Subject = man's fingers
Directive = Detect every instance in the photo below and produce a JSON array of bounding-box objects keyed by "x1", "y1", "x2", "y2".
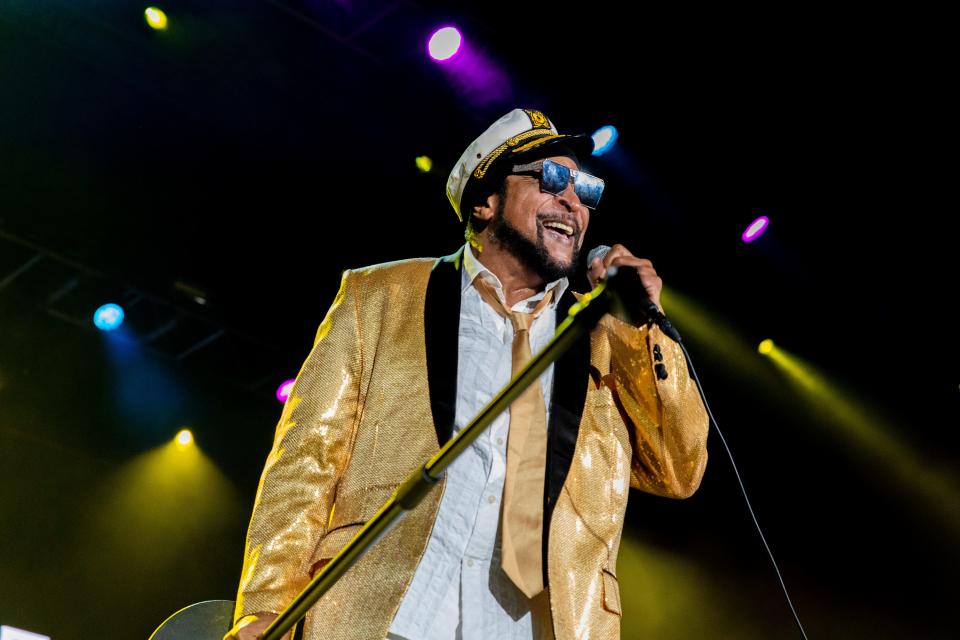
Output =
[
  {"x1": 588, "y1": 245, "x2": 661, "y2": 295},
  {"x1": 607, "y1": 255, "x2": 652, "y2": 270},
  {"x1": 601, "y1": 244, "x2": 637, "y2": 267},
  {"x1": 224, "y1": 613, "x2": 288, "y2": 640}
]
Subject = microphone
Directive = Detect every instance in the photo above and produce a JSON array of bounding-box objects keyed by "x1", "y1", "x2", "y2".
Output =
[{"x1": 587, "y1": 245, "x2": 682, "y2": 343}]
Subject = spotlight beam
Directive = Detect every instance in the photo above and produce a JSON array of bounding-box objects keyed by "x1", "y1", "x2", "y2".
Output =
[{"x1": 766, "y1": 344, "x2": 960, "y2": 537}]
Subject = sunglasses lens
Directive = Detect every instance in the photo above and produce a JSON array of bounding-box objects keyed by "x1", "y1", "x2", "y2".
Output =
[
  {"x1": 574, "y1": 173, "x2": 604, "y2": 209},
  {"x1": 540, "y1": 160, "x2": 604, "y2": 209},
  {"x1": 540, "y1": 160, "x2": 570, "y2": 195}
]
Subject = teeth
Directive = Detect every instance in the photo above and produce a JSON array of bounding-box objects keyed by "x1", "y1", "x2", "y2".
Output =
[{"x1": 543, "y1": 221, "x2": 573, "y2": 236}]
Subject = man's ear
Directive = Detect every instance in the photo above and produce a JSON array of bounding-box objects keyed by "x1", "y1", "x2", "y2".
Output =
[{"x1": 471, "y1": 191, "x2": 499, "y2": 223}]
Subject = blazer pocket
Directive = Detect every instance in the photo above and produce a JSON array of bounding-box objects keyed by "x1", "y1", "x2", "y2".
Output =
[
  {"x1": 310, "y1": 521, "x2": 365, "y2": 574},
  {"x1": 601, "y1": 567, "x2": 622, "y2": 616},
  {"x1": 328, "y1": 483, "x2": 398, "y2": 529}
]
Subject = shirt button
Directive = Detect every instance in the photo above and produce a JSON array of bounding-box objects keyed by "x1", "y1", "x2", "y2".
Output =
[
  {"x1": 487, "y1": 495, "x2": 496, "y2": 504},
  {"x1": 496, "y1": 437, "x2": 504, "y2": 446},
  {"x1": 467, "y1": 559, "x2": 474, "y2": 567}
]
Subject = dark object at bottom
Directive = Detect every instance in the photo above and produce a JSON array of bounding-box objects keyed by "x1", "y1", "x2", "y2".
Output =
[
  {"x1": 149, "y1": 600, "x2": 234, "y2": 640},
  {"x1": 149, "y1": 600, "x2": 305, "y2": 640}
]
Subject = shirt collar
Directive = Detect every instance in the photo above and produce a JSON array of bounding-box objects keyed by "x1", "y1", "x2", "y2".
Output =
[{"x1": 461, "y1": 242, "x2": 569, "y2": 311}]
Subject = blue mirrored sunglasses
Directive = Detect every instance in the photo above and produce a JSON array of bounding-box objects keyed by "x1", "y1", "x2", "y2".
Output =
[{"x1": 511, "y1": 158, "x2": 604, "y2": 209}]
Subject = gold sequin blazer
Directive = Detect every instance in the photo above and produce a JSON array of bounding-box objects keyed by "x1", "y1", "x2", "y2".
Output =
[{"x1": 233, "y1": 249, "x2": 709, "y2": 640}]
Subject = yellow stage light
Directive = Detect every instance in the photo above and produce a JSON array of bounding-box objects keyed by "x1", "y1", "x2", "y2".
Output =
[{"x1": 144, "y1": 7, "x2": 168, "y2": 31}]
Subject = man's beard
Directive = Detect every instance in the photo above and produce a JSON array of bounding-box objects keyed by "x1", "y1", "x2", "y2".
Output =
[{"x1": 488, "y1": 203, "x2": 581, "y2": 282}]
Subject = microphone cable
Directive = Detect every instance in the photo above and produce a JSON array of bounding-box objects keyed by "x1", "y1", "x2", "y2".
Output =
[
  {"x1": 678, "y1": 338, "x2": 810, "y2": 640},
  {"x1": 589, "y1": 244, "x2": 809, "y2": 637}
]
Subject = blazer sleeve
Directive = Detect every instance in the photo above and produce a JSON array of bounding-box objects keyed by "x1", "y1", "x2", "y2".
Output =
[
  {"x1": 233, "y1": 269, "x2": 363, "y2": 623},
  {"x1": 594, "y1": 313, "x2": 709, "y2": 498}
]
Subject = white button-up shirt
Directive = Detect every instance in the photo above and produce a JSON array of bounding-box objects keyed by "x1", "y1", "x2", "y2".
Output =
[{"x1": 387, "y1": 243, "x2": 568, "y2": 640}]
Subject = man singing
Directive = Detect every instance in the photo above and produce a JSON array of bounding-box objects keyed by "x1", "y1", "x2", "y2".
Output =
[{"x1": 226, "y1": 108, "x2": 709, "y2": 640}]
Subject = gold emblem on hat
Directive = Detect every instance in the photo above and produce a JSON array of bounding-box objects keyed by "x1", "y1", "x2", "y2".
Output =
[{"x1": 525, "y1": 110, "x2": 551, "y2": 129}]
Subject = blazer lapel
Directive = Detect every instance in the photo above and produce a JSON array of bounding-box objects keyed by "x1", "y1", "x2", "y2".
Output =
[
  {"x1": 542, "y1": 287, "x2": 590, "y2": 583},
  {"x1": 424, "y1": 248, "x2": 464, "y2": 449}
]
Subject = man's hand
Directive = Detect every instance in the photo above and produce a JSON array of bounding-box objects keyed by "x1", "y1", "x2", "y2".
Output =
[
  {"x1": 587, "y1": 243, "x2": 663, "y2": 310},
  {"x1": 223, "y1": 612, "x2": 290, "y2": 640}
]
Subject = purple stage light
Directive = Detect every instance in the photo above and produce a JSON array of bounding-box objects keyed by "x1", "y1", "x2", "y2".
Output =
[
  {"x1": 742, "y1": 215, "x2": 770, "y2": 243},
  {"x1": 428, "y1": 26, "x2": 462, "y2": 62},
  {"x1": 276, "y1": 378, "x2": 296, "y2": 403}
]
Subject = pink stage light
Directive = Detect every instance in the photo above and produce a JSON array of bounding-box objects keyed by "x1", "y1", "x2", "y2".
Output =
[
  {"x1": 742, "y1": 215, "x2": 770, "y2": 243},
  {"x1": 276, "y1": 378, "x2": 296, "y2": 403},
  {"x1": 428, "y1": 26, "x2": 462, "y2": 62}
]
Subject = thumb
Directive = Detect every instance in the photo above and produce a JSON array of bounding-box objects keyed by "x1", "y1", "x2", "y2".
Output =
[
  {"x1": 587, "y1": 256, "x2": 607, "y2": 287},
  {"x1": 223, "y1": 614, "x2": 259, "y2": 640}
]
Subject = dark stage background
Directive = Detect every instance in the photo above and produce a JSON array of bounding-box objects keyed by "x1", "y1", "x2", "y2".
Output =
[{"x1": 1, "y1": 2, "x2": 956, "y2": 639}]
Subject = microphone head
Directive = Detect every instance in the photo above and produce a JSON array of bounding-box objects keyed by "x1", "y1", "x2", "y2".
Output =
[{"x1": 587, "y1": 244, "x2": 611, "y2": 266}]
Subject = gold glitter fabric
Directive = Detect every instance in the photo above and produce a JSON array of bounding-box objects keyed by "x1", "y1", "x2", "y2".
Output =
[
  {"x1": 545, "y1": 314, "x2": 709, "y2": 639},
  {"x1": 233, "y1": 257, "x2": 709, "y2": 640}
]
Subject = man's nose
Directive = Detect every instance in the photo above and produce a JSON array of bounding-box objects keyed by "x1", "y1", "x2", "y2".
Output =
[{"x1": 555, "y1": 180, "x2": 582, "y2": 211}]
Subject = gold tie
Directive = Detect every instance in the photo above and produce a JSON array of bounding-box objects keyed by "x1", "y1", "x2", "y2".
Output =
[{"x1": 473, "y1": 276, "x2": 554, "y2": 598}]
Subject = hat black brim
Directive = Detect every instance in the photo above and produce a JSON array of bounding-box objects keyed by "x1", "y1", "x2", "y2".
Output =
[{"x1": 508, "y1": 133, "x2": 595, "y2": 167}]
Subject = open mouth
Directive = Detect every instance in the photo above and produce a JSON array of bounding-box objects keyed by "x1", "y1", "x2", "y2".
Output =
[{"x1": 541, "y1": 219, "x2": 575, "y2": 242}]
